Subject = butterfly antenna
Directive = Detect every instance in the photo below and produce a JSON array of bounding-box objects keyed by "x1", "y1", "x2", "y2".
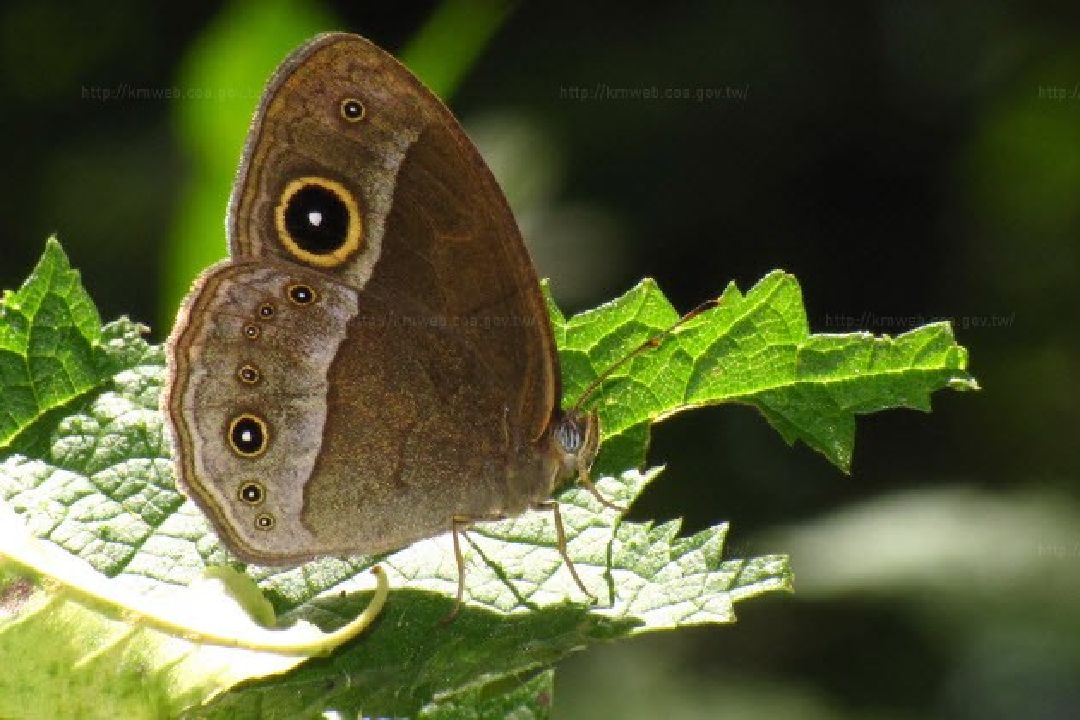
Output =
[{"x1": 570, "y1": 297, "x2": 720, "y2": 414}]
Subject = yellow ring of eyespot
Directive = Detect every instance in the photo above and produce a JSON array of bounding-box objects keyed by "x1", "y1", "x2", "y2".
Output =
[
  {"x1": 237, "y1": 481, "x2": 266, "y2": 506},
  {"x1": 227, "y1": 413, "x2": 270, "y2": 458},
  {"x1": 274, "y1": 176, "x2": 363, "y2": 268}
]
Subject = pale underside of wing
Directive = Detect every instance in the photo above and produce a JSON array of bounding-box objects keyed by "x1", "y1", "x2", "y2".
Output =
[
  {"x1": 165, "y1": 260, "x2": 356, "y2": 562},
  {"x1": 166, "y1": 258, "x2": 553, "y2": 564}
]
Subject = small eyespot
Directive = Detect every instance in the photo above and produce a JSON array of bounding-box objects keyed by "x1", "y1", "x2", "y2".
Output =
[
  {"x1": 228, "y1": 414, "x2": 269, "y2": 457},
  {"x1": 243, "y1": 323, "x2": 260, "y2": 340},
  {"x1": 287, "y1": 283, "x2": 317, "y2": 305},
  {"x1": 237, "y1": 364, "x2": 261, "y2": 384},
  {"x1": 340, "y1": 98, "x2": 365, "y2": 122},
  {"x1": 258, "y1": 302, "x2": 275, "y2": 319},
  {"x1": 238, "y1": 481, "x2": 265, "y2": 505},
  {"x1": 255, "y1": 513, "x2": 275, "y2": 531}
]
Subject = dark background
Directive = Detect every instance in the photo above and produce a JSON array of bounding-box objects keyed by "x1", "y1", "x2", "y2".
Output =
[{"x1": 2, "y1": 1, "x2": 1077, "y2": 717}]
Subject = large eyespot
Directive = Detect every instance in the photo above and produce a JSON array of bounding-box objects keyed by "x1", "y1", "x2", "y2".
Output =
[
  {"x1": 286, "y1": 283, "x2": 317, "y2": 306},
  {"x1": 228, "y1": 414, "x2": 269, "y2": 457},
  {"x1": 274, "y1": 177, "x2": 363, "y2": 267},
  {"x1": 255, "y1": 513, "x2": 276, "y2": 531},
  {"x1": 238, "y1": 481, "x2": 265, "y2": 505},
  {"x1": 340, "y1": 97, "x2": 365, "y2": 122}
]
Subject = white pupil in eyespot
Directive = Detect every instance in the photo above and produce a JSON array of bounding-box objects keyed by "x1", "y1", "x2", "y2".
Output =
[
  {"x1": 240, "y1": 430, "x2": 255, "y2": 443},
  {"x1": 307, "y1": 210, "x2": 323, "y2": 227}
]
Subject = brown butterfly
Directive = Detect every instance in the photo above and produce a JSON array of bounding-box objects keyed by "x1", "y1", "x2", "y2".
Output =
[{"x1": 163, "y1": 33, "x2": 624, "y2": 615}]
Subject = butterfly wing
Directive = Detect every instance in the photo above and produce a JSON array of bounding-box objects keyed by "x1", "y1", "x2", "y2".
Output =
[
  {"x1": 229, "y1": 33, "x2": 558, "y2": 447},
  {"x1": 166, "y1": 34, "x2": 565, "y2": 563},
  {"x1": 165, "y1": 260, "x2": 360, "y2": 561}
]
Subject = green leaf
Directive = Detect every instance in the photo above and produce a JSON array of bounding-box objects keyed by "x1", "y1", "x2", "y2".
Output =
[
  {"x1": 554, "y1": 273, "x2": 978, "y2": 472},
  {"x1": 418, "y1": 669, "x2": 554, "y2": 720},
  {"x1": 0, "y1": 237, "x2": 102, "y2": 449},
  {"x1": 0, "y1": 505, "x2": 385, "y2": 720},
  {"x1": 0, "y1": 239, "x2": 976, "y2": 717}
]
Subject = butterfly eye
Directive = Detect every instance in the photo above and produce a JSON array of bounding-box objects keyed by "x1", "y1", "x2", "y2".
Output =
[
  {"x1": 228, "y1": 413, "x2": 270, "y2": 457},
  {"x1": 340, "y1": 97, "x2": 365, "y2": 122},
  {"x1": 238, "y1": 481, "x2": 266, "y2": 505}
]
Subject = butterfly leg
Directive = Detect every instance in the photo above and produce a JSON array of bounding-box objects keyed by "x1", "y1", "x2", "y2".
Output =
[
  {"x1": 444, "y1": 510, "x2": 510, "y2": 622},
  {"x1": 444, "y1": 514, "x2": 473, "y2": 622},
  {"x1": 533, "y1": 499, "x2": 597, "y2": 604},
  {"x1": 575, "y1": 460, "x2": 626, "y2": 513}
]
